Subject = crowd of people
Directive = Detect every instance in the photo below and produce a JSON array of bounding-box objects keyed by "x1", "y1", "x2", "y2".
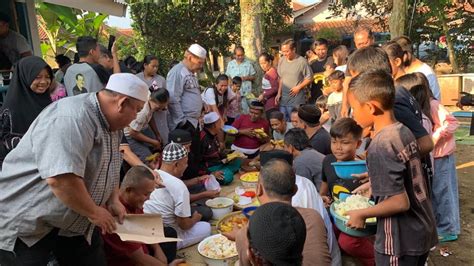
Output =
[{"x1": 0, "y1": 21, "x2": 462, "y2": 266}]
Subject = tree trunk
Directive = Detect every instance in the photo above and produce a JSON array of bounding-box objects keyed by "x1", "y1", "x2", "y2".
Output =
[
  {"x1": 440, "y1": 13, "x2": 459, "y2": 73},
  {"x1": 240, "y1": 0, "x2": 263, "y2": 95},
  {"x1": 389, "y1": 0, "x2": 407, "y2": 38}
]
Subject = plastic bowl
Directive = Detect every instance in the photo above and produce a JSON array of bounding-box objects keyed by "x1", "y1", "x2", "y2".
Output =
[
  {"x1": 198, "y1": 234, "x2": 239, "y2": 266},
  {"x1": 240, "y1": 171, "x2": 259, "y2": 188},
  {"x1": 205, "y1": 197, "x2": 234, "y2": 220},
  {"x1": 242, "y1": 206, "x2": 258, "y2": 218},
  {"x1": 331, "y1": 160, "x2": 367, "y2": 179},
  {"x1": 329, "y1": 201, "x2": 377, "y2": 237},
  {"x1": 222, "y1": 125, "x2": 238, "y2": 135}
]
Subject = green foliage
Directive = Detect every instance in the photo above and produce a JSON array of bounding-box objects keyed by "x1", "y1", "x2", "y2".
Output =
[
  {"x1": 129, "y1": 0, "x2": 292, "y2": 74},
  {"x1": 36, "y1": 2, "x2": 108, "y2": 60},
  {"x1": 316, "y1": 28, "x2": 340, "y2": 43}
]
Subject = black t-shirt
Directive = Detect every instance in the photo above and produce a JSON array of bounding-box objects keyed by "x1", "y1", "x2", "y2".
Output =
[
  {"x1": 321, "y1": 154, "x2": 363, "y2": 200},
  {"x1": 393, "y1": 86, "x2": 433, "y2": 190},
  {"x1": 309, "y1": 58, "x2": 328, "y2": 101},
  {"x1": 90, "y1": 63, "x2": 111, "y2": 85},
  {"x1": 309, "y1": 128, "x2": 332, "y2": 155},
  {"x1": 368, "y1": 122, "x2": 437, "y2": 256}
]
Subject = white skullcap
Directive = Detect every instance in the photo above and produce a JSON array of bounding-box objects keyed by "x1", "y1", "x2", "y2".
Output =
[
  {"x1": 187, "y1": 43, "x2": 207, "y2": 59},
  {"x1": 106, "y1": 73, "x2": 150, "y2": 102},
  {"x1": 203, "y1": 112, "x2": 220, "y2": 124}
]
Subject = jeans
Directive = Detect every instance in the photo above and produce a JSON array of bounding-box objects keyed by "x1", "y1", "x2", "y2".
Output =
[
  {"x1": 279, "y1": 105, "x2": 294, "y2": 122},
  {"x1": 0, "y1": 228, "x2": 106, "y2": 266},
  {"x1": 432, "y1": 154, "x2": 461, "y2": 235}
]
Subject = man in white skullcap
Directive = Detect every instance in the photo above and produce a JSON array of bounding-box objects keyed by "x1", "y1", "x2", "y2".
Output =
[
  {"x1": 144, "y1": 142, "x2": 211, "y2": 249},
  {"x1": 0, "y1": 73, "x2": 149, "y2": 265},
  {"x1": 166, "y1": 44, "x2": 207, "y2": 160}
]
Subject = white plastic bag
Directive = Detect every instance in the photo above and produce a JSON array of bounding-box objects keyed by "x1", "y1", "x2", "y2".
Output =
[{"x1": 204, "y1": 174, "x2": 221, "y2": 192}]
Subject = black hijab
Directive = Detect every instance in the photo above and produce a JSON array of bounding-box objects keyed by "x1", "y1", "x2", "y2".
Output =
[{"x1": 1, "y1": 56, "x2": 53, "y2": 134}]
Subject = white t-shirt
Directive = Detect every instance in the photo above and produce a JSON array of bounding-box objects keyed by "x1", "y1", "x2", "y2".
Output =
[
  {"x1": 408, "y1": 63, "x2": 441, "y2": 100},
  {"x1": 143, "y1": 170, "x2": 191, "y2": 228},
  {"x1": 292, "y1": 174, "x2": 341, "y2": 266},
  {"x1": 201, "y1": 87, "x2": 236, "y2": 106}
]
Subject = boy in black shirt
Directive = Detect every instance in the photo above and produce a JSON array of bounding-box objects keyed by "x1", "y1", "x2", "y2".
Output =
[
  {"x1": 346, "y1": 70, "x2": 437, "y2": 266},
  {"x1": 320, "y1": 118, "x2": 375, "y2": 266}
]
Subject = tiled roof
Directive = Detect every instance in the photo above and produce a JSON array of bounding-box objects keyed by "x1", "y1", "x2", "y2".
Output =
[
  {"x1": 292, "y1": 1, "x2": 305, "y2": 11},
  {"x1": 302, "y1": 19, "x2": 388, "y2": 36}
]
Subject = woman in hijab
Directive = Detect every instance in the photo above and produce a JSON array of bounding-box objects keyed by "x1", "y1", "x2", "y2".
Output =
[{"x1": 0, "y1": 56, "x2": 53, "y2": 164}]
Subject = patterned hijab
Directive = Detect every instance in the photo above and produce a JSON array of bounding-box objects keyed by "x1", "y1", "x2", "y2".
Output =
[{"x1": 1, "y1": 56, "x2": 53, "y2": 134}]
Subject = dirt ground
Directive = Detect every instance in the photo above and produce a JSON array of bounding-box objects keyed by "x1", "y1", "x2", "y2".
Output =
[{"x1": 428, "y1": 143, "x2": 474, "y2": 265}]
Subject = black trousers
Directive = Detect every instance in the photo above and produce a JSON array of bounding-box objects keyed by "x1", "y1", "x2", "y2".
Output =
[{"x1": 0, "y1": 228, "x2": 106, "y2": 266}]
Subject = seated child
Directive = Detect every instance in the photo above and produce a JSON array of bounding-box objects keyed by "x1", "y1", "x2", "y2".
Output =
[
  {"x1": 231, "y1": 101, "x2": 270, "y2": 158},
  {"x1": 198, "y1": 112, "x2": 241, "y2": 185},
  {"x1": 226, "y1": 76, "x2": 242, "y2": 125},
  {"x1": 269, "y1": 110, "x2": 293, "y2": 141},
  {"x1": 345, "y1": 70, "x2": 437, "y2": 265},
  {"x1": 103, "y1": 165, "x2": 181, "y2": 265},
  {"x1": 144, "y1": 143, "x2": 211, "y2": 249},
  {"x1": 326, "y1": 70, "x2": 345, "y2": 124},
  {"x1": 319, "y1": 118, "x2": 375, "y2": 266}
]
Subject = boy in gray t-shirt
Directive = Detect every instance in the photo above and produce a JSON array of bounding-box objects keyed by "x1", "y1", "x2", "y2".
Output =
[{"x1": 345, "y1": 70, "x2": 437, "y2": 265}]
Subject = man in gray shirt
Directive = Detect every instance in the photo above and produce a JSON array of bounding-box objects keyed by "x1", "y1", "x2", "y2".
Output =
[
  {"x1": 0, "y1": 13, "x2": 32, "y2": 68},
  {"x1": 0, "y1": 73, "x2": 149, "y2": 265},
  {"x1": 276, "y1": 39, "x2": 313, "y2": 120},
  {"x1": 284, "y1": 128, "x2": 325, "y2": 191}
]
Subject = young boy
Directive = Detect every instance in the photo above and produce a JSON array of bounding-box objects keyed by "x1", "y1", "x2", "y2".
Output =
[
  {"x1": 226, "y1": 76, "x2": 242, "y2": 125},
  {"x1": 319, "y1": 118, "x2": 375, "y2": 266},
  {"x1": 326, "y1": 70, "x2": 345, "y2": 124},
  {"x1": 290, "y1": 107, "x2": 299, "y2": 128},
  {"x1": 345, "y1": 70, "x2": 437, "y2": 265},
  {"x1": 268, "y1": 110, "x2": 293, "y2": 140}
]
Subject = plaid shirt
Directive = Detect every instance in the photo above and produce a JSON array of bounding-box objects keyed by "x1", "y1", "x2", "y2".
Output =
[{"x1": 0, "y1": 93, "x2": 122, "y2": 251}]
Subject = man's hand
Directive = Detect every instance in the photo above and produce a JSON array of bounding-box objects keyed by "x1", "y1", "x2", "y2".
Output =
[
  {"x1": 212, "y1": 171, "x2": 225, "y2": 181},
  {"x1": 107, "y1": 199, "x2": 126, "y2": 224},
  {"x1": 89, "y1": 206, "x2": 117, "y2": 234},
  {"x1": 151, "y1": 139, "x2": 162, "y2": 150},
  {"x1": 192, "y1": 211, "x2": 202, "y2": 222},
  {"x1": 204, "y1": 189, "x2": 220, "y2": 199},
  {"x1": 257, "y1": 94, "x2": 264, "y2": 102},
  {"x1": 239, "y1": 129, "x2": 256, "y2": 138},
  {"x1": 345, "y1": 209, "x2": 366, "y2": 229},
  {"x1": 289, "y1": 86, "x2": 300, "y2": 97}
]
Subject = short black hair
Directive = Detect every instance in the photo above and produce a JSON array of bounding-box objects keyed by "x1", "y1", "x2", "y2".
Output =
[
  {"x1": 291, "y1": 107, "x2": 299, "y2": 113},
  {"x1": 75, "y1": 73, "x2": 84, "y2": 80},
  {"x1": 76, "y1": 36, "x2": 98, "y2": 58},
  {"x1": 232, "y1": 76, "x2": 242, "y2": 85},
  {"x1": 284, "y1": 128, "x2": 310, "y2": 151},
  {"x1": 150, "y1": 87, "x2": 169, "y2": 103},
  {"x1": 347, "y1": 46, "x2": 392, "y2": 76},
  {"x1": 55, "y1": 54, "x2": 71, "y2": 68},
  {"x1": 260, "y1": 159, "x2": 296, "y2": 198},
  {"x1": 99, "y1": 44, "x2": 112, "y2": 58},
  {"x1": 143, "y1": 55, "x2": 158, "y2": 65},
  {"x1": 268, "y1": 110, "x2": 284, "y2": 121},
  {"x1": 282, "y1": 39, "x2": 296, "y2": 50},
  {"x1": 0, "y1": 13, "x2": 10, "y2": 24},
  {"x1": 330, "y1": 118, "x2": 363, "y2": 139},
  {"x1": 312, "y1": 38, "x2": 329, "y2": 48},
  {"x1": 327, "y1": 70, "x2": 345, "y2": 81},
  {"x1": 349, "y1": 69, "x2": 395, "y2": 110},
  {"x1": 392, "y1": 36, "x2": 414, "y2": 66},
  {"x1": 382, "y1": 41, "x2": 405, "y2": 61}
]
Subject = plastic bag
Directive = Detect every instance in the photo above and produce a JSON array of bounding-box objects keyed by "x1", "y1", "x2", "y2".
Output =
[{"x1": 204, "y1": 174, "x2": 221, "y2": 192}]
